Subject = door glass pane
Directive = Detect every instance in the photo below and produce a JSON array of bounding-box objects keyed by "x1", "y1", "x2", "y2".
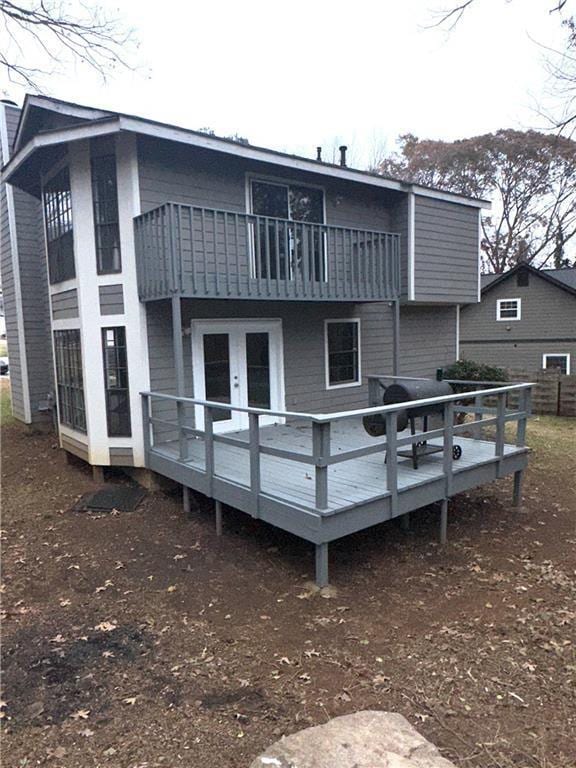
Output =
[
  {"x1": 246, "y1": 332, "x2": 271, "y2": 409},
  {"x1": 289, "y1": 185, "x2": 324, "y2": 223},
  {"x1": 203, "y1": 333, "x2": 231, "y2": 422},
  {"x1": 251, "y1": 181, "x2": 289, "y2": 218}
]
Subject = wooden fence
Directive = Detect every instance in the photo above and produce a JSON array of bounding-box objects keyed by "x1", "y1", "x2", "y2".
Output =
[{"x1": 508, "y1": 369, "x2": 576, "y2": 417}]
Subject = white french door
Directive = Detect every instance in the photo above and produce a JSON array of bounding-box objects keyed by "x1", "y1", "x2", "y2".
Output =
[{"x1": 191, "y1": 319, "x2": 285, "y2": 433}]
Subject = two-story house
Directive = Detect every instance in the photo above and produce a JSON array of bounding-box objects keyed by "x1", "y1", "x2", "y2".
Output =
[
  {"x1": 459, "y1": 263, "x2": 576, "y2": 375},
  {"x1": 2, "y1": 95, "x2": 532, "y2": 585}
]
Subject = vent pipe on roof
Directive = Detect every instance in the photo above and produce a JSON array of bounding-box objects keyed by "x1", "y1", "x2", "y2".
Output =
[
  {"x1": 339, "y1": 145, "x2": 347, "y2": 167},
  {"x1": 316, "y1": 146, "x2": 322, "y2": 162}
]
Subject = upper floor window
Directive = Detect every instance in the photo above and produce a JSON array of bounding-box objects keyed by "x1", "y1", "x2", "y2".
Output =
[
  {"x1": 325, "y1": 319, "x2": 361, "y2": 389},
  {"x1": 102, "y1": 327, "x2": 131, "y2": 436},
  {"x1": 497, "y1": 298, "x2": 521, "y2": 321},
  {"x1": 92, "y1": 155, "x2": 121, "y2": 274},
  {"x1": 44, "y1": 168, "x2": 75, "y2": 284},
  {"x1": 249, "y1": 179, "x2": 326, "y2": 282},
  {"x1": 54, "y1": 329, "x2": 86, "y2": 432}
]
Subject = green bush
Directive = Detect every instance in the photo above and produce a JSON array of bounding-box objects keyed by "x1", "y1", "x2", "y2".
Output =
[{"x1": 443, "y1": 359, "x2": 508, "y2": 383}]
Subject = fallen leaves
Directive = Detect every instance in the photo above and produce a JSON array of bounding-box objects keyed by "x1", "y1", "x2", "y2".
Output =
[
  {"x1": 94, "y1": 621, "x2": 117, "y2": 632},
  {"x1": 70, "y1": 709, "x2": 90, "y2": 720}
]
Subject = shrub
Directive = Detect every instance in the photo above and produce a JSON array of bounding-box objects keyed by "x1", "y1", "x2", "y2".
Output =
[{"x1": 443, "y1": 359, "x2": 508, "y2": 383}]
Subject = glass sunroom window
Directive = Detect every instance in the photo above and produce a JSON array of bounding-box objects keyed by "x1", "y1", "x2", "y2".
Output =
[
  {"x1": 54, "y1": 329, "x2": 86, "y2": 432},
  {"x1": 92, "y1": 155, "x2": 121, "y2": 274},
  {"x1": 43, "y1": 168, "x2": 75, "y2": 284},
  {"x1": 102, "y1": 327, "x2": 131, "y2": 437}
]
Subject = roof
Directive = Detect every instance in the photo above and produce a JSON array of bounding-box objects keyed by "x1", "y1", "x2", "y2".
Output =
[
  {"x1": 2, "y1": 95, "x2": 491, "y2": 208},
  {"x1": 481, "y1": 264, "x2": 576, "y2": 297}
]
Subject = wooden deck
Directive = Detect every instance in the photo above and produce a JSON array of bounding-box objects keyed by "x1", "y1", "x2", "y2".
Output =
[{"x1": 142, "y1": 382, "x2": 532, "y2": 585}]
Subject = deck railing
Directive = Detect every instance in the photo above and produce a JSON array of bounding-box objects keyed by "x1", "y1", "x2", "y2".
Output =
[
  {"x1": 134, "y1": 202, "x2": 401, "y2": 302},
  {"x1": 141, "y1": 382, "x2": 532, "y2": 514}
]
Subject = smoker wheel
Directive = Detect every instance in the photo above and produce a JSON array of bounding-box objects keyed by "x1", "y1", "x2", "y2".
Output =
[{"x1": 452, "y1": 445, "x2": 462, "y2": 460}]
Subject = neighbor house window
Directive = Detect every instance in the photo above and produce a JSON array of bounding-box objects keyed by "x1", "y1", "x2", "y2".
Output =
[
  {"x1": 250, "y1": 178, "x2": 326, "y2": 282},
  {"x1": 54, "y1": 329, "x2": 86, "y2": 432},
  {"x1": 543, "y1": 354, "x2": 570, "y2": 375},
  {"x1": 496, "y1": 298, "x2": 521, "y2": 320},
  {"x1": 43, "y1": 168, "x2": 75, "y2": 284},
  {"x1": 102, "y1": 327, "x2": 131, "y2": 436},
  {"x1": 92, "y1": 155, "x2": 121, "y2": 274},
  {"x1": 325, "y1": 320, "x2": 361, "y2": 388}
]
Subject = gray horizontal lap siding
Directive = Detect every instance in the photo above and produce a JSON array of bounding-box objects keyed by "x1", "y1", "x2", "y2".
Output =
[
  {"x1": 52, "y1": 289, "x2": 79, "y2": 320},
  {"x1": 109, "y1": 447, "x2": 134, "y2": 466},
  {"x1": 99, "y1": 284, "x2": 125, "y2": 315},
  {"x1": 460, "y1": 340, "x2": 576, "y2": 373},
  {"x1": 414, "y1": 196, "x2": 479, "y2": 303}
]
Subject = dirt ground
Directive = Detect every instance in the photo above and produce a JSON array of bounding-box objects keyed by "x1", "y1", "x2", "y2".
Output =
[{"x1": 1, "y1": 386, "x2": 575, "y2": 767}]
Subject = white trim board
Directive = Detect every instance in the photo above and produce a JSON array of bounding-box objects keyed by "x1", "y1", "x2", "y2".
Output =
[
  {"x1": 542, "y1": 353, "x2": 571, "y2": 375},
  {"x1": 324, "y1": 318, "x2": 362, "y2": 390},
  {"x1": 496, "y1": 298, "x2": 521, "y2": 321}
]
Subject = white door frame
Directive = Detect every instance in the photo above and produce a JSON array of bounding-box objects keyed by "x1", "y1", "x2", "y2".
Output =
[{"x1": 191, "y1": 318, "x2": 285, "y2": 433}]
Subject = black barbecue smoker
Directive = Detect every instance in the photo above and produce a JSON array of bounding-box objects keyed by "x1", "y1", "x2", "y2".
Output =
[{"x1": 363, "y1": 377, "x2": 463, "y2": 469}]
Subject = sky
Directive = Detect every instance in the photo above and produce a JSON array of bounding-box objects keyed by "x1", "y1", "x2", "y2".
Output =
[{"x1": 0, "y1": 0, "x2": 571, "y2": 167}]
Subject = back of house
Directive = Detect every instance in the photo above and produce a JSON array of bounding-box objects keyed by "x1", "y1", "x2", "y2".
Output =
[
  {"x1": 1, "y1": 95, "x2": 488, "y2": 471},
  {"x1": 459, "y1": 264, "x2": 576, "y2": 376}
]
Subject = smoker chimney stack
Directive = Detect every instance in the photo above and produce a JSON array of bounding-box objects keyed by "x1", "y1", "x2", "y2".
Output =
[
  {"x1": 316, "y1": 146, "x2": 322, "y2": 162},
  {"x1": 339, "y1": 145, "x2": 347, "y2": 167}
]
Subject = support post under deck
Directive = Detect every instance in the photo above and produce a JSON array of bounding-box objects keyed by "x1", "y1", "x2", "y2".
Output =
[
  {"x1": 401, "y1": 512, "x2": 410, "y2": 532},
  {"x1": 315, "y1": 542, "x2": 329, "y2": 588},
  {"x1": 183, "y1": 486, "x2": 191, "y2": 517},
  {"x1": 512, "y1": 470, "x2": 524, "y2": 507},
  {"x1": 439, "y1": 499, "x2": 448, "y2": 545},
  {"x1": 215, "y1": 500, "x2": 223, "y2": 537}
]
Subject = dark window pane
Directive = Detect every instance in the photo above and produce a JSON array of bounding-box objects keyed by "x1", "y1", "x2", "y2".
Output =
[
  {"x1": 101, "y1": 327, "x2": 131, "y2": 437},
  {"x1": 203, "y1": 333, "x2": 231, "y2": 422},
  {"x1": 289, "y1": 185, "x2": 324, "y2": 223},
  {"x1": 327, "y1": 322, "x2": 359, "y2": 385},
  {"x1": 43, "y1": 168, "x2": 75, "y2": 284},
  {"x1": 251, "y1": 181, "x2": 289, "y2": 219},
  {"x1": 92, "y1": 155, "x2": 121, "y2": 274},
  {"x1": 544, "y1": 356, "x2": 568, "y2": 374},
  {"x1": 54, "y1": 329, "x2": 86, "y2": 432},
  {"x1": 246, "y1": 332, "x2": 271, "y2": 409}
]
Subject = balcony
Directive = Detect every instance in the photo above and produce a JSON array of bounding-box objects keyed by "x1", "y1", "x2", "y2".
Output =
[{"x1": 134, "y1": 203, "x2": 401, "y2": 302}]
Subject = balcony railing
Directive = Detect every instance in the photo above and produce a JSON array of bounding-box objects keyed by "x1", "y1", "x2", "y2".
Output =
[{"x1": 134, "y1": 203, "x2": 401, "y2": 302}]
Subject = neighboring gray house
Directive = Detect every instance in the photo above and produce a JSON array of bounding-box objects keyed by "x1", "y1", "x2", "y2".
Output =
[
  {"x1": 3, "y1": 95, "x2": 536, "y2": 584},
  {"x1": 460, "y1": 264, "x2": 576, "y2": 375}
]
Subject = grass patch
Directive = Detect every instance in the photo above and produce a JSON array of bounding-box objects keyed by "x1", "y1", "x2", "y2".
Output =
[
  {"x1": 0, "y1": 340, "x2": 7, "y2": 356},
  {"x1": 1, "y1": 380, "x2": 14, "y2": 427}
]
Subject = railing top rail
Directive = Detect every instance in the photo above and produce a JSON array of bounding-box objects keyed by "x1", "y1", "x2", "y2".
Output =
[
  {"x1": 141, "y1": 381, "x2": 534, "y2": 425},
  {"x1": 134, "y1": 202, "x2": 402, "y2": 239}
]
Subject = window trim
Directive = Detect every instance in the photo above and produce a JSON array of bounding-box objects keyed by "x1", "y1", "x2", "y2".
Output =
[
  {"x1": 43, "y1": 165, "x2": 76, "y2": 285},
  {"x1": 496, "y1": 297, "x2": 521, "y2": 321},
  {"x1": 53, "y1": 328, "x2": 86, "y2": 434},
  {"x1": 324, "y1": 318, "x2": 362, "y2": 390},
  {"x1": 542, "y1": 353, "x2": 571, "y2": 375},
  {"x1": 102, "y1": 326, "x2": 132, "y2": 437}
]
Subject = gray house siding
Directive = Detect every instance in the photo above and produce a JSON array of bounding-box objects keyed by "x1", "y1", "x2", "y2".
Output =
[
  {"x1": 98, "y1": 284, "x2": 124, "y2": 315},
  {"x1": 414, "y1": 196, "x2": 479, "y2": 304},
  {"x1": 0, "y1": 102, "x2": 53, "y2": 424},
  {"x1": 460, "y1": 270, "x2": 576, "y2": 371},
  {"x1": 51, "y1": 289, "x2": 79, "y2": 320}
]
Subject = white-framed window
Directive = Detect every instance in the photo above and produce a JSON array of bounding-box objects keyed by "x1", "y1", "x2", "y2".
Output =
[
  {"x1": 325, "y1": 319, "x2": 361, "y2": 389},
  {"x1": 543, "y1": 353, "x2": 571, "y2": 375},
  {"x1": 496, "y1": 298, "x2": 521, "y2": 321}
]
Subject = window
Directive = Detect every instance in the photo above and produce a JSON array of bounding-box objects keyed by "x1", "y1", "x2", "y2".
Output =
[
  {"x1": 44, "y1": 168, "x2": 75, "y2": 284},
  {"x1": 54, "y1": 330, "x2": 86, "y2": 432},
  {"x1": 497, "y1": 298, "x2": 521, "y2": 321},
  {"x1": 543, "y1": 354, "x2": 570, "y2": 375},
  {"x1": 250, "y1": 179, "x2": 325, "y2": 282},
  {"x1": 102, "y1": 327, "x2": 131, "y2": 436},
  {"x1": 92, "y1": 155, "x2": 121, "y2": 274},
  {"x1": 325, "y1": 320, "x2": 361, "y2": 388}
]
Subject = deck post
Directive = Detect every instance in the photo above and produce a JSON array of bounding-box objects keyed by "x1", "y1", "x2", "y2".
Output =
[
  {"x1": 215, "y1": 500, "x2": 223, "y2": 536},
  {"x1": 171, "y1": 296, "x2": 188, "y2": 461},
  {"x1": 512, "y1": 470, "x2": 524, "y2": 507},
  {"x1": 385, "y1": 411, "x2": 398, "y2": 517},
  {"x1": 315, "y1": 542, "x2": 329, "y2": 588},
  {"x1": 439, "y1": 499, "x2": 448, "y2": 545},
  {"x1": 141, "y1": 394, "x2": 151, "y2": 458},
  {"x1": 205, "y1": 407, "x2": 214, "y2": 497},
  {"x1": 495, "y1": 391, "x2": 506, "y2": 477},
  {"x1": 392, "y1": 299, "x2": 400, "y2": 376},
  {"x1": 443, "y1": 401, "x2": 454, "y2": 498},
  {"x1": 401, "y1": 512, "x2": 410, "y2": 532},
  {"x1": 517, "y1": 387, "x2": 530, "y2": 448},
  {"x1": 473, "y1": 394, "x2": 483, "y2": 440},
  {"x1": 183, "y1": 486, "x2": 191, "y2": 517},
  {"x1": 313, "y1": 421, "x2": 331, "y2": 510},
  {"x1": 248, "y1": 412, "x2": 261, "y2": 518}
]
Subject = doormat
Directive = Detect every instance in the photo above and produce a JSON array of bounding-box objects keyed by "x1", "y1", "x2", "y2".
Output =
[{"x1": 73, "y1": 485, "x2": 147, "y2": 514}]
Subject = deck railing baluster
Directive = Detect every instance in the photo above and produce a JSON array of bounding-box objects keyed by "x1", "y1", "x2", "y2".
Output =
[
  {"x1": 178, "y1": 399, "x2": 188, "y2": 462},
  {"x1": 141, "y1": 395, "x2": 151, "y2": 454},
  {"x1": 249, "y1": 412, "x2": 261, "y2": 518},
  {"x1": 205, "y1": 406, "x2": 214, "y2": 496},
  {"x1": 385, "y1": 412, "x2": 398, "y2": 517},
  {"x1": 223, "y1": 211, "x2": 231, "y2": 296},
  {"x1": 474, "y1": 394, "x2": 483, "y2": 439},
  {"x1": 495, "y1": 392, "x2": 506, "y2": 464},
  {"x1": 443, "y1": 401, "x2": 454, "y2": 497}
]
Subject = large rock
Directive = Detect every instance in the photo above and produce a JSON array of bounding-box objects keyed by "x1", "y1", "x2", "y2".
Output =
[{"x1": 249, "y1": 711, "x2": 456, "y2": 768}]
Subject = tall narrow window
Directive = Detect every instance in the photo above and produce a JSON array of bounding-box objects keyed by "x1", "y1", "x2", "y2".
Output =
[
  {"x1": 102, "y1": 327, "x2": 131, "y2": 436},
  {"x1": 325, "y1": 320, "x2": 361, "y2": 388},
  {"x1": 44, "y1": 168, "x2": 75, "y2": 284},
  {"x1": 54, "y1": 329, "x2": 86, "y2": 432},
  {"x1": 92, "y1": 155, "x2": 121, "y2": 274}
]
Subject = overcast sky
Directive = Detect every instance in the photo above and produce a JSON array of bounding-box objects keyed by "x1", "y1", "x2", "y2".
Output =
[{"x1": 0, "y1": 0, "x2": 571, "y2": 166}]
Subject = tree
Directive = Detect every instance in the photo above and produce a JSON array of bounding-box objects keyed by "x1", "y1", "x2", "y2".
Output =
[
  {"x1": 429, "y1": 1, "x2": 576, "y2": 133},
  {"x1": 0, "y1": 0, "x2": 134, "y2": 91},
  {"x1": 377, "y1": 130, "x2": 576, "y2": 273}
]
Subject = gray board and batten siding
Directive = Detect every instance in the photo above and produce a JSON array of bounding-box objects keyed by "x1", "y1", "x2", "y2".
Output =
[
  {"x1": 460, "y1": 269, "x2": 576, "y2": 371},
  {"x1": 51, "y1": 289, "x2": 79, "y2": 320},
  {"x1": 0, "y1": 102, "x2": 53, "y2": 424},
  {"x1": 98, "y1": 284, "x2": 125, "y2": 315}
]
